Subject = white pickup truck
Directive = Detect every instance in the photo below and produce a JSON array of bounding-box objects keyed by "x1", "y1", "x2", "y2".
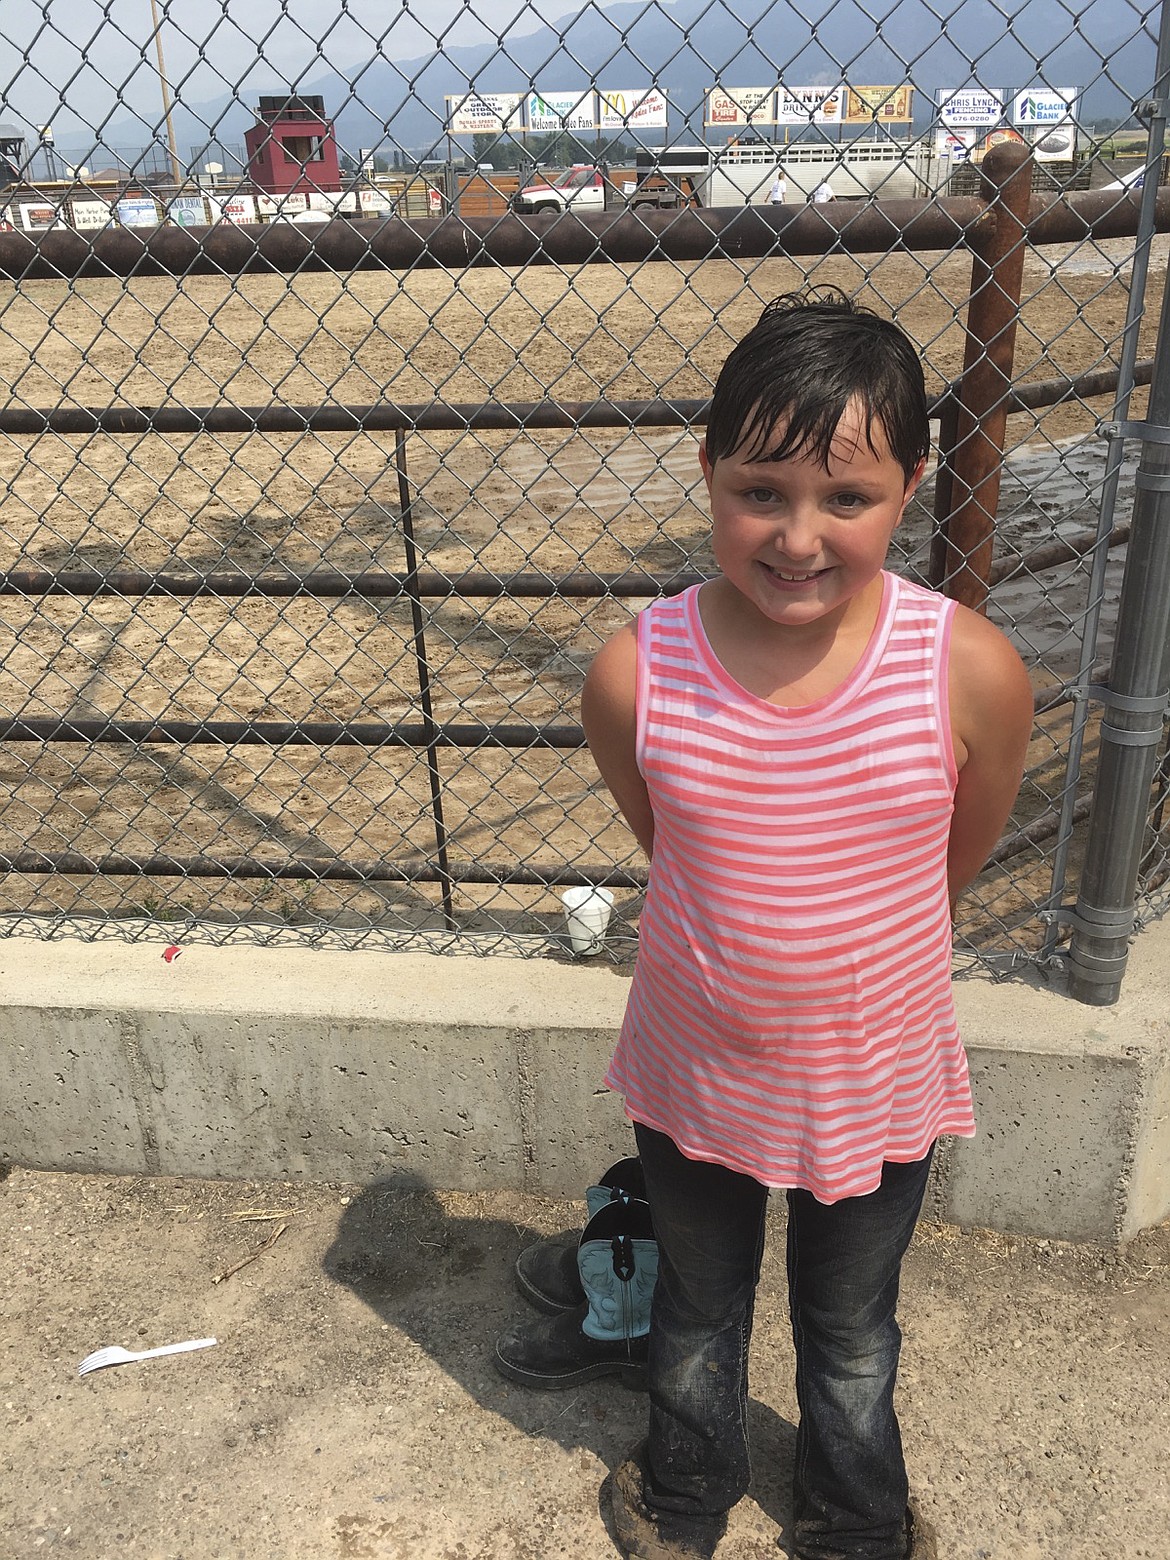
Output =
[
  {"x1": 513, "y1": 154, "x2": 712, "y2": 215},
  {"x1": 512, "y1": 165, "x2": 608, "y2": 215}
]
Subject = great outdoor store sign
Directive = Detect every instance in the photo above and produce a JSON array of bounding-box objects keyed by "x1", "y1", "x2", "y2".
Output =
[{"x1": 445, "y1": 94, "x2": 525, "y2": 134}]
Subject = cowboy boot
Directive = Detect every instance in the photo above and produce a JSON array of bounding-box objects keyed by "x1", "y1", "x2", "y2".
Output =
[
  {"x1": 514, "y1": 1155, "x2": 647, "y2": 1314},
  {"x1": 495, "y1": 1197, "x2": 657, "y2": 1388}
]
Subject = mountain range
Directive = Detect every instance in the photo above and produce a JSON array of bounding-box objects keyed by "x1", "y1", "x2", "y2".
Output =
[{"x1": 62, "y1": 0, "x2": 1157, "y2": 169}]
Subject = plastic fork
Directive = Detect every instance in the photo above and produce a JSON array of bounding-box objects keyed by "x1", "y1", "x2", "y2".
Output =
[{"x1": 77, "y1": 1337, "x2": 217, "y2": 1378}]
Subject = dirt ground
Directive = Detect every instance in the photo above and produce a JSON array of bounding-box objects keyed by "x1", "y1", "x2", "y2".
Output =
[
  {"x1": 0, "y1": 236, "x2": 1163, "y2": 939},
  {"x1": 2, "y1": 1162, "x2": 1168, "y2": 1559}
]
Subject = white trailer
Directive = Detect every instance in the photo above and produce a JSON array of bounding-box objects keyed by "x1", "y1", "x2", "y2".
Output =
[
  {"x1": 513, "y1": 140, "x2": 936, "y2": 216},
  {"x1": 712, "y1": 140, "x2": 934, "y2": 204}
]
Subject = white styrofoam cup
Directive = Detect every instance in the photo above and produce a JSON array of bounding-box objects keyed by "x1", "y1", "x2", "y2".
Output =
[{"x1": 561, "y1": 886, "x2": 615, "y2": 956}]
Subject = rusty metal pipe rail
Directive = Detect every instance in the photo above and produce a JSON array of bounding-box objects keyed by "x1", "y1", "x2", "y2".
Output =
[
  {"x1": 0, "y1": 398, "x2": 712, "y2": 437},
  {"x1": 0, "y1": 849, "x2": 648, "y2": 891},
  {"x1": 0, "y1": 718, "x2": 581, "y2": 748},
  {"x1": 0, "y1": 793, "x2": 1078, "y2": 890},
  {"x1": 0, "y1": 517, "x2": 1130, "y2": 604},
  {"x1": 0, "y1": 565, "x2": 706, "y2": 600},
  {"x1": 0, "y1": 358, "x2": 1147, "y2": 441},
  {"x1": 0, "y1": 789, "x2": 1084, "y2": 886},
  {"x1": 0, "y1": 189, "x2": 1165, "y2": 281}
]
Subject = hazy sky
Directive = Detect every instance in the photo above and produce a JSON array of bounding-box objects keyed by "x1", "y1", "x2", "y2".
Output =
[
  {"x1": 0, "y1": 0, "x2": 577, "y2": 142},
  {"x1": 0, "y1": 0, "x2": 1153, "y2": 155}
]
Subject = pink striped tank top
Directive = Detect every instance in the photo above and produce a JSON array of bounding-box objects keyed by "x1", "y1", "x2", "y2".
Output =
[{"x1": 605, "y1": 571, "x2": 976, "y2": 1203}]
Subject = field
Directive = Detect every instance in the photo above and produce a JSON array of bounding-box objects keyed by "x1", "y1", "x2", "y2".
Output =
[{"x1": 0, "y1": 234, "x2": 1163, "y2": 945}]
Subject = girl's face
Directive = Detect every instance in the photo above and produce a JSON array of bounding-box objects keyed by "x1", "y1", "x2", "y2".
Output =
[{"x1": 699, "y1": 398, "x2": 925, "y2": 637}]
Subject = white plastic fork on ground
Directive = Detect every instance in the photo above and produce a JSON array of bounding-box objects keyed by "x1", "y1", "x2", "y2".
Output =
[{"x1": 77, "y1": 1337, "x2": 218, "y2": 1378}]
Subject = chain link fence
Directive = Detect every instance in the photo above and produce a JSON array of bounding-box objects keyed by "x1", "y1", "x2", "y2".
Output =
[{"x1": 0, "y1": 0, "x2": 1168, "y2": 990}]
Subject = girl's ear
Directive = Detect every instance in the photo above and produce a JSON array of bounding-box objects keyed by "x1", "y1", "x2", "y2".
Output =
[
  {"x1": 903, "y1": 455, "x2": 927, "y2": 503},
  {"x1": 698, "y1": 441, "x2": 713, "y2": 492}
]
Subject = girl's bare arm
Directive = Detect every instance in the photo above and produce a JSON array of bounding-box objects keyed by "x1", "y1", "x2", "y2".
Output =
[
  {"x1": 946, "y1": 606, "x2": 1035, "y2": 910},
  {"x1": 580, "y1": 624, "x2": 655, "y2": 862}
]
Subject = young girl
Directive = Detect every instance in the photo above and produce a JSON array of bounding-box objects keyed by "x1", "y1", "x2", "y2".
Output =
[{"x1": 579, "y1": 291, "x2": 1033, "y2": 1560}]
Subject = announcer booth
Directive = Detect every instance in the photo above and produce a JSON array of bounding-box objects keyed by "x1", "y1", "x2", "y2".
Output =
[{"x1": 245, "y1": 95, "x2": 342, "y2": 199}]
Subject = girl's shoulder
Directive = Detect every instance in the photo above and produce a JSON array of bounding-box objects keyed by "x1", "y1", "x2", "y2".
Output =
[{"x1": 947, "y1": 601, "x2": 1033, "y2": 763}]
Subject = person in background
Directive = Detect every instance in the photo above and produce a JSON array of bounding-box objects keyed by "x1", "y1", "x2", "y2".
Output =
[{"x1": 769, "y1": 169, "x2": 787, "y2": 204}]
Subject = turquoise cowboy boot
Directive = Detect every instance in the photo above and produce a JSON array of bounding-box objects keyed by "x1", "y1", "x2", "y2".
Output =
[
  {"x1": 494, "y1": 1196, "x2": 657, "y2": 1389},
  {"x1": 514, "y1": 1155, "x2": 647, "y2": 1314}
]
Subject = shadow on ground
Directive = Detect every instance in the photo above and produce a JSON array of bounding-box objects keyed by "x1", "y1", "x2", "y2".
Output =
[{"x1": 323, "y1": 1174, "x2": 798, "y2": 1549}]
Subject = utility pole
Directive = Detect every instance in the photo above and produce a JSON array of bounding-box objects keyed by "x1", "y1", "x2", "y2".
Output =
[{"x1": 149, "y1": 0, "x2": 183, "y2": 187}]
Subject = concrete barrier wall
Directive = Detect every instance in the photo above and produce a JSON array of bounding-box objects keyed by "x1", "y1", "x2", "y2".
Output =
[{"x1": 2, "y1": 919, "x2": 1167, "y2": 1243}]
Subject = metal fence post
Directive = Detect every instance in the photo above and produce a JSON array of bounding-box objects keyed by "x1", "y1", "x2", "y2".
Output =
[
  {"x1": 395, "y1": 430, "x2": 457, "y2": 931},
  {"x1": 1040, "y1": 0, "x2": 1170, "y2": 961},
  {"x1": 939, "y1": 139, "x2": 1033, "y2": 611},
  {"x1": 1068, "y1": 278, "x2": 1170, "y2": 1003}
]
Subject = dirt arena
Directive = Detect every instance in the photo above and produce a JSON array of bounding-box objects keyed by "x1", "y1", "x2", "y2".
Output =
[{"x1": 0, "y1": 236, "x2": 1162, "y2": 939}]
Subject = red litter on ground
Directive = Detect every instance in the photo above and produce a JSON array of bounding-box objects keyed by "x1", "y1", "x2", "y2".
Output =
[{"x1": 162, "y1": 946, "x2": 182, "y2": 963}]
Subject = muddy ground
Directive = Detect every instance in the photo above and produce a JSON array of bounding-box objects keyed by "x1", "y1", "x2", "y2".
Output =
[{"x1": 2, "y1": 1163, "x2": 1168, "y2": 1559}]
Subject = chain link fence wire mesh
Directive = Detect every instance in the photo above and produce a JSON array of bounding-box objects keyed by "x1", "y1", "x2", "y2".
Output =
[{"x1": 0, "y1": 0, "x2": 1169, "y2": 981}]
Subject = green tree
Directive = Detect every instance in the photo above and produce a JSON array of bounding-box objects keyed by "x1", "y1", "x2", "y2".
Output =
[{"x1": 471, "y1": 134, "x2": 523, "y2": 169}]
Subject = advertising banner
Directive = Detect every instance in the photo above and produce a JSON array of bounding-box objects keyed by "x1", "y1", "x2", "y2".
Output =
[
  {"x1": 70, "y1": 199, "x2": 113, "y2": 230},
  {"x1": 844, "y1": 85, "x2": 913, "y2": 123},
  {"x1": 18, "y1": 202, "x2": 60, "y2": 230},
  {"x1": 1012, "y1": 88, "x2": 1078, "y2": 126},
  {"x1": 776, "y1": 86, "x2": 843, "y2": 124},
  {"x1": 938, "y1": 88, "x2": 1004, "y2": 127},
  {"x1": 167, "y1": 196, "x2": 207, "y2": 228},
  {"x1": 256, "y1": 193, "x2": 308, "y2": 216},
  {"x1": 1030, "y1": 124, "x2": 1077, "y2": 160},
  {"x1": 445, "y1": 93, "x2": 524, "y2": 135},
  {"x1": 598, "y1": 87, "x2": 668, "y2": 130},
  {"x1": 935, "y1": 128, "x2": 975, "y2": 162},
  {"x1": 222, "y1": 194, "x2": 257, "y2": 224},
  {"x1": 705, "y1": 87, "x2": 776, "y2": 127},
  {"x1": 115, "y1": 195, "x2": 160, "y2": 227},
  {"x1": 526, "y1": 91, "x2": 596, "y2": 133},
  {"x1": 358, "y1": 187, "x2": 394, "y2": 214}
]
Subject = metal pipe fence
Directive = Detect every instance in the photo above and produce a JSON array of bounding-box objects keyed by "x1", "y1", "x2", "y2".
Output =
[{"x1": 0, "y1": 0, "x2": 1168, "y2": 993}]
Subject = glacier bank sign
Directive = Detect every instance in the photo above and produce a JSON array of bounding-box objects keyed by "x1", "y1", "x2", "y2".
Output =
[{"x1": 1013, "y1": 88, "x2": 1078, "y2": 125}]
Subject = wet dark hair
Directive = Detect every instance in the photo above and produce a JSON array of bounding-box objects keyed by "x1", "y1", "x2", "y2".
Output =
[{"x1": 703, "y1": 288, "x2": 930, "y2": 483}]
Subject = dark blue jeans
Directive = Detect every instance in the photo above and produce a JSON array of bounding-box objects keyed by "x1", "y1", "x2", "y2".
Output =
[{"x1": 633, "y1": 1122, "x2": 934, "y2": 1560}]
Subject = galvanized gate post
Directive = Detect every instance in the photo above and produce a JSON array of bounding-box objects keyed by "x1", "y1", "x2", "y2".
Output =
[
  {"x1": 1040, "y1": 0, "x2": 1170, "y2": 962},
  {"x1": 1068, "y1": 275, "x2": 1170, "y2": 1003}
]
